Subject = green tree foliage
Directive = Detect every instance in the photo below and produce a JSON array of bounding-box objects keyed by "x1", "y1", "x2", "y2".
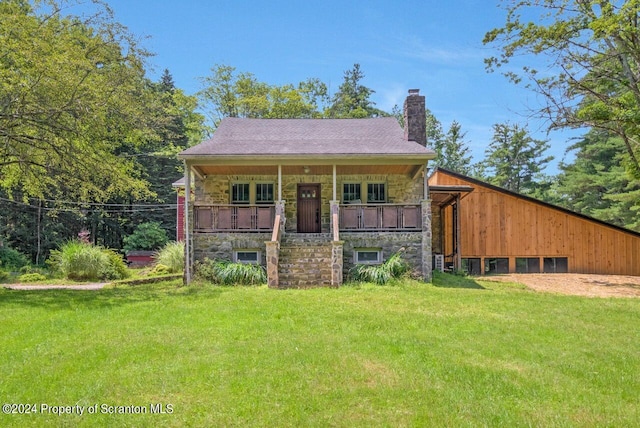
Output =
[
  {"x1": 326, "y1": 64, "x2": 387, "y2": 118},
  {"x1": 423, "y1": 110, "x2": 473, "y2": 174},
  {"x1": 198, "y1": 64, "x2": 328, "y2": 128},
  {"x1": 120, "y1": 70, "x2": 204, "y2": 241},
  {"x1": 480, "y1": 123, "x2": 553, "y2": 194},
  {"x1": 0, "y1": 1, "x2": 204, "y2": 261},
  {"x1": 0, "y1": 0, "x2": 154, "y2": 201},
  {"x1": 555, "y1": 129, "x2": 640, "y2": 231},
  {"x1": 484, "y1": 0, "x2": 640, "y2": 178},
  {"x1": 439, "y1": 121, "x2": 474, "y2": 175},
  {"x1": 425, "y1": 108, "x2": 445, "y2": 151},
  {"x1": 123, "y1": 221, "x2": 169, "y2": 252}
]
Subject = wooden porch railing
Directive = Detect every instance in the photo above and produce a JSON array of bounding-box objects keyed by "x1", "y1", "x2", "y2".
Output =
[
  {"x1": 338, "y1": 204, "x2": 422, "y2": 231},
  {"x1": 194, "y1": 205, "x2": 275, "y2": 231}
]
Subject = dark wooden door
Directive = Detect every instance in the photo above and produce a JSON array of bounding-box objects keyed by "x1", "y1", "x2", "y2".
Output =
[{"x1": 297, "y1": 184, "x2": 321, "y2": 233}]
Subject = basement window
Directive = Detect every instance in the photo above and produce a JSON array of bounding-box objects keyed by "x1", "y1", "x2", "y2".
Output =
[
  {"x1": 354, "y1": 248, "x2": 382, "y2": 265},
  {"x1": 234, "y1": 250, "x2": 261, "y2": 264},
  {"x1": 461, "y1": 258, "x2": 482, "y2": 275},
  {"x1": 543, "y1": 257, "x2": 568, "y2": 273},
  {"x1": 484, "y1": 258, "x2": 509, "y2": 274},
  {"x1": 516, "y1": 258, "x2": 540, "y2": 273}
]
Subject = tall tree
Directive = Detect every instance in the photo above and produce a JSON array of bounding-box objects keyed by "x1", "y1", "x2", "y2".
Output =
[
  {"x1": 437, "y1": 121, "x2": 473, "y2": 175},
  {"x1": 555, "y1": 129, "x2": 640, "y2": 231},
  {"x1": 483, "y1": 0, "x2": 640, "y2": 178},
  {"x1": 480, "y1": 123, "x2": 553, "y2": 194},
  {"x1": 198, "y1": 65, "x2": 328, "y2": 129},
  {"x1": 0, "y1": 0, "x2": 155, "y2": 202},
  {"x1": 326, "y1": 64, "x2": 387, "y2": 118},
  {"x1": 425, "y1": 108, "x2": 445, "y2": 153}
]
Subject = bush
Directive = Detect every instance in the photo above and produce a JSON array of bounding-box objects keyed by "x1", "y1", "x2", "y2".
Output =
[
  {"x1": 196, "y1": 258, "x2": 266, "y2": 285},
  {"x1": 148, "y1": 264, "x2": 171, "y2": 276},
  {"x1": 0, "y1": 270, "x2": 9, "y2": 282},
  {"x1": 153, "y1": 241, "x2": 184, "y2": 273},
  {"x1": 349, "y1": 251, "x2": 409, "y2": 285},
  {"x1": 0, "y1": 246, "x2": 29, "y2": 270},
  {"x1": 47, "y1": 241, "x2": 129, "y2": 281},
  {"x1": 100, "y1": 248, "x2": 130, "y2": 280},
  {"x1": 18, "y1": 273, "x2": 47, "y2": 282},
  {"x1": 123, "y1": 222, "x2": 169, "y2": 252}
]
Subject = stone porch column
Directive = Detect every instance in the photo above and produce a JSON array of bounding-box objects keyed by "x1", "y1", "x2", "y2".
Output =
[
  {"x1": 421, "y1": 199, "x2": 433, "y2": 282},
  {"x1": 331, "y1": 240, "x2": 344, "y2": 287},
  {"x1": 265, "y1": 200, "x2": 286, "y2": 288},
  {"x1": 265, "y1": 241, "x2": 279, "y2": 288}
]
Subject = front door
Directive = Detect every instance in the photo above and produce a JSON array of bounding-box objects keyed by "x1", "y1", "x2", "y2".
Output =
[{"x1": 297, "y1": 184, "x2": 321, "y2": 233}]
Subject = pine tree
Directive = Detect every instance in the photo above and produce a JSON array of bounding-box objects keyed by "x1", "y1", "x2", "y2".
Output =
[
  {"x1": 555, "y1": 129, "x2": 640, "y2": 231},
  {"x1": 438, "y1": 121, "x2": 473, "y2": 175},
  {"x1": 326, "y1": 64, "x2": 387, "y2": 118},
  {"x1": 480, "y1": 123, "x2": 553, "y2": 194}
]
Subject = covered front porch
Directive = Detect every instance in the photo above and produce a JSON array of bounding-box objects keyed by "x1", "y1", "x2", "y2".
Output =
[{"x1": 182, "y1": 159, "x2": 433, "y2": 286}]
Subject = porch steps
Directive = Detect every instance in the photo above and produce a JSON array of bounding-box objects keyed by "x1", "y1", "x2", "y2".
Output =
[{"x1": 278, "y1": 234, "x2": 334, "y2": 288}]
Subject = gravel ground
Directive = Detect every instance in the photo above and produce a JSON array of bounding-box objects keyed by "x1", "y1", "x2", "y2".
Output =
[
  {"x1": 482, "y1": 273, "x2": 640, "y2": 298},
  {"x1": 3, "y1": 283, "x2": 108, "y2": 291}
]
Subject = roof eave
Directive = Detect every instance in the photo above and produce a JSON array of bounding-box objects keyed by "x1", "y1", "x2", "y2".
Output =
[{"x1": 178, "y1": 153, "x2": 436, "y2": 165}]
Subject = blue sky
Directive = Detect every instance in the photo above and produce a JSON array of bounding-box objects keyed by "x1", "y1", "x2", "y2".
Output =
[{"x1": 105, "y1": 0, "x2": 581, "y2": 172}]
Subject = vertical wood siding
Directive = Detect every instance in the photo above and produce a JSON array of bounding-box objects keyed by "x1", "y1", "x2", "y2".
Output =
[{"x1": 430, "y1": 170, "x2": 640, "y2": 276}]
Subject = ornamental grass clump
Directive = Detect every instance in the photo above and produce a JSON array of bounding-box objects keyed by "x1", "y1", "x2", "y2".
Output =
[
  {"x1": 196, "y1": 258, "x2": 266, "y2": 285},
  {"x1": 153, "y1": 241, "x2": 184, "y2": 274},
  {"x1": 47, "y1": 241, "x2": 129, "y2": 281},
  {"x1": 349, "y1": 251, "x2": 409, "y2": 285}
]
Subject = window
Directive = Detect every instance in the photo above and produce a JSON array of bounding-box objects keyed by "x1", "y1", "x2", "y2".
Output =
[
  {"x1": 255, "y1": 183, "x2": 274, "y2": 204},
  {"x1": 343, "y1": 183, "x2": 361, "y2": 203},
  {"x1": 234, "y1": 250, "x2": 260, "y2": 264},
  {"x1": 231, "y1": 182, "x2": 275, "y2": 204},
  {"x1": 367, "y1": 183, "x2": 386, "y2": 203},
  {"x1": 462, "y1": 258, "x2": 482, "y2": 275},
  {"x1": 543, "y1": 257, "x2": 568, "y2": 273},
  {"x1": 484, "y1": 258, "x2": 509, "y2": 274},
  {"x1": 231, "y1": 183, "x2": 250, "y2": 204},
  {"x1": 354, "y1": 248, "x2": 382, "y2": 264},
  {"x1": 516, "y1": 258, "x2": 540, "y2": 273}
]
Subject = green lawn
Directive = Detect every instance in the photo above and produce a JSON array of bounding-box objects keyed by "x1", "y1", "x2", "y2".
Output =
[{"x1": 1, "y1": 276, "x2": 639, "y2": 427}]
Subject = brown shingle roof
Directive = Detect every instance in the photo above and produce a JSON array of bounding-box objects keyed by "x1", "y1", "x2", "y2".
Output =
[{"x1": 179, "y1": 117, "x2": 435, "y2": 158}]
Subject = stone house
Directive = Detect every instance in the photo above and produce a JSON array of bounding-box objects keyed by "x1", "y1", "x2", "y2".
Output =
[{"x1": 178, "y1": 90, "x2": 436, "y2": 287}]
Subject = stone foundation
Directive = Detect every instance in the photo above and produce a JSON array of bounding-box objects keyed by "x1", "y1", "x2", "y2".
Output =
[
  {"x1": 193, "y1": 232, "x2": 272, "y2": 264},
  {"x1": 341, "y1": 232, "x2": 423, "y2": 279}
]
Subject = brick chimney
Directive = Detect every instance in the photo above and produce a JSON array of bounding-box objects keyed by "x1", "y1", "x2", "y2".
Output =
[{"x1": 403, "y1": 89, "x2": 426, "y2": 146}]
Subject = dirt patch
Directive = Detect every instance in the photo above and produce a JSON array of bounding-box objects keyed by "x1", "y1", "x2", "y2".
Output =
[
  {"x1": 3, "y1": 283, "x2": 107, "y2": 291},
  {"x1": 482, "y1": 273, "x2": 640, "y2": 298}
]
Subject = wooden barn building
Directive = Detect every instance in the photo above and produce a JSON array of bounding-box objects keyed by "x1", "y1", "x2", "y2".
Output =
[{"x1": 429, "y1": 168, "x2": 640, "y2": 276}]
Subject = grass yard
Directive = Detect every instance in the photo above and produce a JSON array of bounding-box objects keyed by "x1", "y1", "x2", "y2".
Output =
[{"x1": 0, "y1": 276, "x2": 639, "y2": 427}]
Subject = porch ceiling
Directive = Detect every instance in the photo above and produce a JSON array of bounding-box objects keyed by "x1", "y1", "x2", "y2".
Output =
[
  {"x1": 195, "y1": 164, "x2": 420, "y2": 176},
  {"x1": 430, "y1": 185, "x2": 474, "y2": 207}
]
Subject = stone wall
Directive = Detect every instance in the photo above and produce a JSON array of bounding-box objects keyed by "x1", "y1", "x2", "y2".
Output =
[
  {"x1": 341, "y1": 231, "x2": 423, "y2": 278},
  {"x1": 193, "y1": 232, "x2": 272, "y2": 264}
]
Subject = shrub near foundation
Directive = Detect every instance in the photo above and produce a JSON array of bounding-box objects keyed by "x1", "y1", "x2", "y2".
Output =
[
  {"x1": 196, "y1": 258, "x2": 266, "y2": 285},
  {"x1": 349, "y1": 251, "x2": 409, "y2": 284}
]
